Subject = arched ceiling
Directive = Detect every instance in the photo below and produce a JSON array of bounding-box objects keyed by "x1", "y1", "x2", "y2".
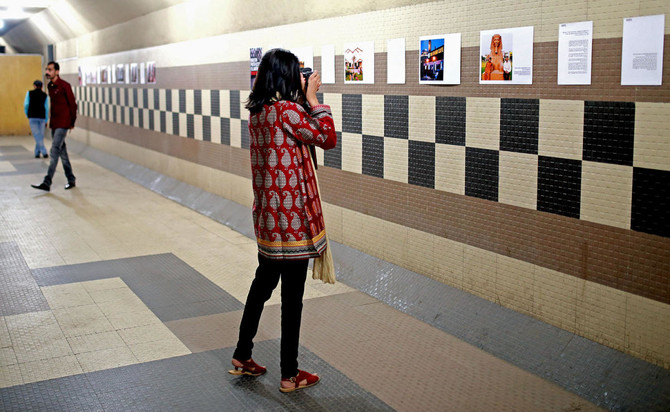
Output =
[
  {"x1": 1, "y1": 0, "x2": 437, "y2": 55},
  {"x1": 1, "y1": 0, "x2": 190, "y2": 53}
]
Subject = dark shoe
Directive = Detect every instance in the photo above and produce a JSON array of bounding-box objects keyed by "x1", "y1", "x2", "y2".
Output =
[
  {"x1": 43, "y1": 154, "x2": 49, "y2": 158},
  {"x1": 31, "y1": 183, "x2": 50, "y2": 192},
  {"x1": 279, "y1": 370, "x2": 320, "y2": 393},
  {"x1": 35, "y1": 155, "x2": 40, "y2": 158},
  {"x1": 64, "y1": 183, "x2": 76, "y2": 190},
  {"x1": 229, "y1": 358, "x2": 267, "y2": 377}
]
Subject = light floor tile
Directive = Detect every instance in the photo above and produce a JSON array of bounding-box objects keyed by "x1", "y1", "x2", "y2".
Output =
[
  {"x1": 118, "y1": 323, "x2": 180, "y2": 345},
  {"x1": 80, "y1": 277, "x2": 127, "y2": 292},
  {"x1": 67, "y1": 331, "x2": 127, "y2": 354},
  {"x1": 128, "y1": 339, "x2": 191, "y2": 363},
  {"x1": 0, "y1": 364, "x2": 23, "y2": 388},
  {"x1": 19, "y1": 355, "x2": 83, "y2": 384},
  {"x1": 0, "y1": 317, "x2": 11, "y2": 348},
  {"x1": 5, "y1": 311, "x2": 59, "y2": 334},
  {"x1": 75, "y1": 346, "x2": 138, "y2": 373},
  {"x1": 13, "y1": 337, "x2": 73, "y2": 364},
  {"x1": 0, "y1": 346, "x2": 17, "y2": 367},
  {"x1": 0, "y1": 161, "x2": 16, "y2": 172},
  {"x1": 6, "y1": 311, "x2": 65, "y2": 344},
  {"x1": 88, "y1": 286, "x2": 142, "y2": 304},
  {"x1": 106, "y1": 309, "x2": 163, "y2": 330},
  {"x1": 41, "y1": 283, "x2": 95, "y2": 310},
  {"x1": 96, "y1": 297, "x2": 151, "y2": 317},
  {"x1": 53, "y1": 304, "x2": 115, "y2": 338}
]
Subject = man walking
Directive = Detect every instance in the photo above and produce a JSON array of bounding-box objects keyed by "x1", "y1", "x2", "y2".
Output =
[
  {"x1": 31, "y1": 61, "x2": 77, "y2": 192},
  {"x1": 24, "y1": 80, "x2": 49, "y2": 158}
]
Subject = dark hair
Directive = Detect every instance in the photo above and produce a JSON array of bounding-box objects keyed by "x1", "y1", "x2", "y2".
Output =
[
  {"x1": 33, "y1": 80, "x2": 43, "y2": 88},
  {"x1": 47, "y1": 61, "x2": 59, "y2": 71},
  {"x1": 245, "y1": 49, "x2": 304, "y2": 113}
]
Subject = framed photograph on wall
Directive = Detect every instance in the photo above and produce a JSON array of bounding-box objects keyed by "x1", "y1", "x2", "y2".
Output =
[
  {"x1": 146, "y1": 61, "x2": 156, "y2": 84},
  {"x1": 116, "y1": 64, "x2": 125, "y2": 84},
  {"x1": 250, "y1": 47, "x2": 262, "y2": 89},
  {"x1": 344, "y1": 41, "x2": 374, "y2": 84},
  {"x1": 85, "y1": 69, "x2": 95, "y2": 85},
  {"x1": 130, "y1": 63, "x2": 139, "y2": 84},
  {"x1": 419, "y1": 33, "x2": 461, "y2": 85},
  {"x1": 479, "y1": 26, "x2": 533, "y2": 84},
  {"x1": 100, "y1": 66, "x2": 109, "y2": 84}
]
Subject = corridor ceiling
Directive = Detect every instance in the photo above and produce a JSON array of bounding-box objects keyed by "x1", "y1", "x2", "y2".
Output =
[
  {"x1": 1, "y1": 0, "x2": 437, "y2": 55},
  {"x1": 1, "y1": 0, "x2": 187, "y2": 53}
]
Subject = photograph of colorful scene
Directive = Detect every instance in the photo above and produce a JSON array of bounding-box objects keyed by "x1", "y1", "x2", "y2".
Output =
[
  {"x1": 345, "y1": 46, "x2": 364, "y2": 81},
  {"x1": 480, "y1": 32, "x2": 513, "y2": 82},
  {"x1": 420, "y1": 37, "x2": 445, "y2": 81}
]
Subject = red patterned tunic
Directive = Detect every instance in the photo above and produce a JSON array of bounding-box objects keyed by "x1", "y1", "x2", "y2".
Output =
[{"x1": 249, "y1": 101, "x2": 337, "y2": 260}]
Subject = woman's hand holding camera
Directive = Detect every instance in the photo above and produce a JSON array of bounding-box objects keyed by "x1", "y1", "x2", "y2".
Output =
[{"x1": 303, "y1": 70, "x2": 322, "y2": 108}]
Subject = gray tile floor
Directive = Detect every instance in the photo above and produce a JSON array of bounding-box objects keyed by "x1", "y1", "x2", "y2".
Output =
[
  {"x1": 1, "y1": 138, "x2": 668, "y2": 411},
  {"x1": 2, "y1": 342, "x2": 391, "y2": 412}
]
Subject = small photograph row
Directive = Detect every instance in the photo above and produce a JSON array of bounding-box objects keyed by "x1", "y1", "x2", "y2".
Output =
[
  {"x1": 79, "y1": 62, "x2": 156, "y2": 86},
  {"x1": 255, "y1": 14, "x2": 663, "y2": 87}
]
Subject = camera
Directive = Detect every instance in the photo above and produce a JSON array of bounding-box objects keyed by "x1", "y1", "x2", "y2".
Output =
[{"x1": 300, "y1": 67, "x2": 313, "y2": 89}]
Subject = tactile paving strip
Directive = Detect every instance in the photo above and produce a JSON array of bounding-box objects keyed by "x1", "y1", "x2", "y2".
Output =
[
  {"x1": 0, "y1": 340, "x2": 391, "y2": 411},
  {"x1": 0, "y1": 242, "x2": 50, "y2": 316},
  {"x1": 31, "y1": 253, "x2": 244, "y2": 322},
  {"x1": 331, "y1": 244, "x2": 670, "y2": 411}
]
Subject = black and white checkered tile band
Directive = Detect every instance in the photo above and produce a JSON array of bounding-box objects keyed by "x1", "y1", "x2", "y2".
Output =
[{"x1": 74, "y1": 87, "x2": 670, "y2": 238}]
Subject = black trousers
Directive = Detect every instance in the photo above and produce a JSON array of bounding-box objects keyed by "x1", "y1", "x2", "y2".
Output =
[{"x1": 233, "y1": 253, "x2": 309, "y2": 379}]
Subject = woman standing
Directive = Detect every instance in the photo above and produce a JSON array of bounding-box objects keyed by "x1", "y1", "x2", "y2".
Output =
[{"x1": 229, "y1": 49, "x2": 337, "y2": 393}]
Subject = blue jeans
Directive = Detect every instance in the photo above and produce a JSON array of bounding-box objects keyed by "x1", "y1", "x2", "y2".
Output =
[
  {"x1": 29, "y1": 118, "x2": 48, "y2": 156},
  {"x1": 43, "y1": 128, "x2": 76, "y2": 187}
]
